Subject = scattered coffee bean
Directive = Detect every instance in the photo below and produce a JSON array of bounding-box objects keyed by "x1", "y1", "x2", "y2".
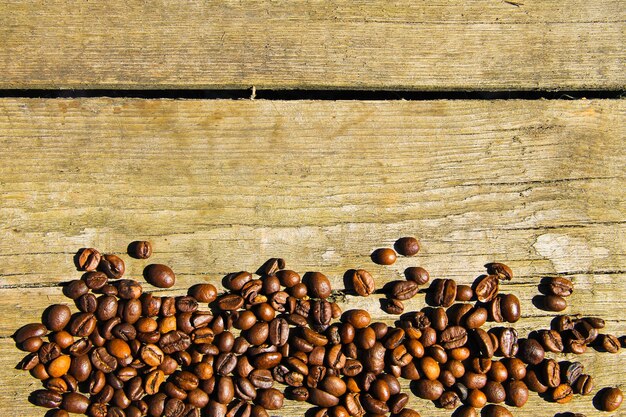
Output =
[
  {"x1": 350, "y1": 269, "x2": 375, "y2": 297},
  {"x1": 486, "y1": 263, "x2": 513, "y2": 281},
  {"x1": 394, "y1": 237, "x2": 419, "y2": 256},
  {"x1": 405, "y1": 266, "x2": 430, "y2": 285},
  {"x1": 144, "y1": 264, "x2": 176, "y2": 288},
  {"x1": 128, "y1": 241, "x2": 153, "y2": 259},
  {"x1": 599, "y1": 387, "x2": 623, "y2": 411},
  {"x1": 371, "y1": 248, "x2": 397, "y2": 265}
]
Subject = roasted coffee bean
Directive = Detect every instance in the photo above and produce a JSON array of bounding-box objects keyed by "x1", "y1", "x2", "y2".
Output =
[
  {"x1": 128, "y1": 240, "x2": 152, "y2": 259},
  {"x1": 474, "y1": 275, "x2": 499, "y2": 302},
  {"x1": 388, "y1": 392, "x2": 409, "y2": 414},
  {"x1": 504, "y1": 358, "x2": 526, "y2": 381},
  {"x1": 599, "y1": 333, "x2": 620, "y2": 353},
  {"x1": 76, "y1": 293, "x2": 97, "y2": 313},
  {"x1": 505, "y1": 380, "x2": 529, "y2": 407},
  {"x1": 472, "y1": 328, "x2": 495, "y2": 358},
  {"x1": 573, "y1": 374, "x2": 593, "y2": 395},
  {"x1": 14, "y1": 323, "x2": 47, "y2": 344},
  {"x1": 455, "y1": 406, "x2": 478, "y2": 417},
  {"x1": 537, "y1": 329, "x2": 563, "y2": 353},
  {"x1": 390, "y1": 280, "x2": 420, "y2": 300},
  {"x1": 144, "y1": 264, "x2": 176, "y2": 288},
  {"x1": 43, "y1": 305, "x2": 72, "y2": 332},
  {"x1": 20, "y1": 336, "x2": 43, "y2": 352},
  {"x1": 30, "y1": 389, "x2": 63, "y2": 408},
  {"x1": 342, "y1": 309, "x2": 371, "y2": 329},
  {"x1": 413, "y1": 379, "x2": 444, "y2": 400},
  {"x1": 319, "y1": 375, "x2": 347, "y2": 397},
  {"x1": 350, "y1": 269, "x2": 375, "y2": 297},
  {"x1": 64, "y1": 279, "x2": 89, "y2": 300},
  {"x1": 517, "y1": 338, "x2": 544, "y2": 365},
  {"x1": 541, "y1": 359, "x2": 561, "y2": 388},
  {"x1": 83, "y1": 271, "x2": 108, "y2": 290},
  {"x1": 486, "y1": 263, "x2": 513, "y2": 281},
  {"x1": 499, "y1": 294, "x2": 520, "y2": 322},
  {"x1": 431, "y1": 279, "x2": 457, "y2": 307},
  {"x1": 456, "y1": 285, "x2": 474, "y2": 301},
  {"x1": 96, "y1": 294, "x2": 118, "y2": 321},
  {"x1": 188, "y1": 283, "x2": 218, "y2": 303},
  {"x1": 581, "y1": 316, "x2": 605, "y2": 329},
  {"x1": 68, "y1": 354, "x2": 91, "y2": 381},
  {"x1": 439, "y1": 391, "x2": 461, "y2": 409},
  {"x1": 542, "y1": 295, "x2": 567, "y2": 312},
  {"x1": 160, "y1": 330, "x2": 191, "y2": 354},
  {"x1": 599, "y1": 387, "x2": 623, "y2": 411},
  {"x1": 483, "y1": 405, "x2": 513, "y2": 417},
  {"x1": 61, "y1": 392, "x2": 90, "y2": 414},
  {"x1": 91, "y1": 347, "x2": 117, "y2": 373},
  {"x1": 98, "y1": 254, "x2": 125, "y2": 279},
  {"x1": 382, "y1": 298, "x2": 404, "y2": 314},
  {"x1": 304, "y1": 272, "x2": 332, "y2": 299},
  {"x1": 308, "y1": 388, "x2": 340, "y2": 407},
  {"x1": 465, "y1": 307, "x2": 487, "y2": 329},
  {"x1": 217, "y1": 294, "x2": 245, "y2": 311},
  {"x1": 544, "y1": 276, "x2": 573, "y2": 297},
  {"x1": 440, "y1": 326, "x2": 467, "y2": 349},
  {"x1": 524, "y1": 367, "x2": 548, "y2": 394},
  {"x1": 467, "y1": 389, "x2": 487, "y2": 408},
  {"x1": 276, "y1": 269, "x2": 301, "y2": 287},
  {"x1": 77, "y1": 248, "x2": 101, "y2": 271},
  {"x1": 360, "y1": 393, "x2": 389, "y2": 414},
  {"x1": 394, "y1": 236, "x2": 420, "y2": 256},
  {"x1": 563, "y1": 362, "x2": 584, "y2": 385},
  {"x1": 371, "y1": 248, "x2": 397, "y2": 265},
  {"x1": 164, "y1": 398, "x2": 185, "y2": 417},
  {"x1": 484, "y1": 381, "x2": 506, "y2": 403},
  {"x1": 254, "y1": 388, "x2": 284, "y2": 410},
  {"x1": 552, "y1": 383, "x2": 574, "y2": 403},
  {"x1": 69, "y1": 313, "x2": 97, "y2": 337}
]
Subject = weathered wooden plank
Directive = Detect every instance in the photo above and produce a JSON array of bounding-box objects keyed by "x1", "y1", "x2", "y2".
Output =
[
  {"x1": 0, "y1": 1, "x2": 624, "y2": 90},
  {"x1": 0, "y1": 98, "x2": 624, "y2": 416}
]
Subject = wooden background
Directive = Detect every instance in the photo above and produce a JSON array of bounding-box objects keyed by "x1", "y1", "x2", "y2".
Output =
[{"x1": 0, "y1": 1, "x2": 624, "y2": 416}]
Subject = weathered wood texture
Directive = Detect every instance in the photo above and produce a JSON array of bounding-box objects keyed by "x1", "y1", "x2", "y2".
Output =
[
  {"x1": 1, "y1": 1, "x2": 624, "y2": 90},
  {"x1": 0, "y1": 99, "x2": 624, "y2": 416}
]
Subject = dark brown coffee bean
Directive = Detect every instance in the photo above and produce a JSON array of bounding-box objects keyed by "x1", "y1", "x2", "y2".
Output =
[
  {"x1": 223, "y1": 271, "x2": 252, "y2": 291},
  {"x1": 253, "y1": 388, "x2": 283, "y2": 410},
  {"x1": 553, "y1": 315, "x2": 577, "y2": 332},
  {"x1": 552, "y1": 383, "x2": 574, "y2": 403},
  {"x1": 252, "y1": 352, "x2": 282, "y2": 369},
  {"x1": 439, "y1": 391, "x2": 461, "y2": 409},
  {"x1": 599, "y1": 387, "x2": 622, "y2": 411},
  {"x1": 159, "y1": 330, "x2": 191, "y2": 354},
  {"x1": 517, "y1": 338, "x2": 544, "y2": 365},
  {"x1": 439, "y1": 326, "x2": 467, "y2": 350},
  {"x1": 483, "y1": 405, "x2": 513, "y2": 417},
  {"x1": 30, "y1": 389, "x2": 63, "y2": 408},
  {"x1": 486, "y1": 262, "x2": 513, "y2": 281},
  {"x1": 214, "y1": 352, "x2": 237, "y2": 375},
  {"x1": 524, "y1": 368, "x2": 548, "y2": 394},
  {"x1": 573, "y1": 374, "x2": 593, "y2": 395},
  {"x1": 344, "y1": 393, "x2": 365, "y2": 417},
  {"x1": 350, "y1": 269, "x2": 375, "y2": 296},
  {"x1": 18, "y1": 352, "x2": 40, "y2": 370},
  {"x1": 75, "y1": 293, "x2": 97, "y2": 313},
  {"x1": 77, "y1": 248, "x2": 101, "y2": 271},
  {"x1": 599, "y1": 333, "x2": 620, "y2": 353},
  {"x1": 388, "y1": 392, "x2": 408, "y2": 414},
  {"x1": 43, "y1": 305, "x2": 72, "y2": 332},
  {"x1": 542, "y1": 295, "x2": 567, "y2": 312},
  {"x1": 360, "y1": 393, "x2": 389, "y2": 414},
  {"x1": 308, "y1": 388, "x2": 340, "y2": 407},
  {"x1": 474, "y1": 275, "x2": 499, "y2": 302},
  {"x1": 90, "y1": 347, "x2": 117, "y2": 373},
  {"x1": 455, "y1": 406, "x2": 478, "y2": 417},
  {"x1": 456, "y1": 284, "x2": 474, "y2": 301},
  {"x1": 544, "y1": 276, "x2": 573, "y2": 296},
  {"x1": 144, "y1": 264, "x2": 176, "y2": 288},
  {"x1": 188, "y1": 283, "x2": 218, "y2": 303},
  {"x1": 484, "y1": 381, "x2": 506, "y2": 403},
  {"x1": 61, "y1": 392, "x2": 89, "y2": 414},
  {"x1": 217, "y1": 294, "x2": 244, "y2": 311},
  {"x1": 276, "y1": 269, "x2": 301, "y2": 287},
  {"x1": 371, "y1": 248, "x2": 397, "y2": 265},
  {"x1": 390, "y1": 280, "x2": 419, "y2": 300},
  {"x1": 304, "y1": 272, "x2": 332, "y2": 299},
  {"x1": 382, "y1": 298, "x2": 404, "y2": 314},
  {"x1": 249, "y1": 369, "x2": 274, "y2": 389},
  {"x1": 127, "y1": 240, "x2": 152, "y2": 259},
  {"x1": 504, "y1": 358, "x2": 526, "y2": 381},
  {"x1": 395, "y1": 237, "x2": 419, "y2": 256},
  {"x1": 163, "y1": 397, "x2": 185, "y2": 417},
  {"x1": 499, "y1": 294, "x2": 520, "y2": 322},
  {"x1": 69, "y1": 313, "x2": 96, "y2": 337},
  {"x1": 465, "y1": 307, "x2": 487, "y2": 329},
  {"x1": 413, "y1": 379, "x2": 444, "y2": 400},
  {"x1": 537, "y1": 329, "x2": 563, "y2": 353},
  {"x1": 257, "y1": 258, "x2": 285, "y2": 276},
  {"x1": 472, "y1": 328, "x2": 495, "y2": 358},
  {"x1": 581, "y1": 316, "x2": 605, "y2": 329},
  {"x1": 98, "y1": 254, "x2": 125, "y2": 279},
  {"x1": 541, "y1": 359, "x2": 560, "y2": 388},
  {"x1": 14, "y1": 323, "x2": 47, "y2": 344},
  {"x1": 64, "y1": 279, "x2": 89, "y2": 300},
  {"x1": 431, "y1": 279, "x2": 457, "y2": 307}
]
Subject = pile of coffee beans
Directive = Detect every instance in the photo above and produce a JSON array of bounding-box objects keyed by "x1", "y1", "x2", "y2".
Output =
[{"x1": 13, "y1": 237, "x2": 624, "y2": 417}]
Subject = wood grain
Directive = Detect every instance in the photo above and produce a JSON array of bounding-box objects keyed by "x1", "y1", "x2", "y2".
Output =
[
  {"x1": 1, "y1": 1, "x2": 624, "y2": 90},
  {"x1": 0, "y1": 98, "x2": 624, "y2": 416}
]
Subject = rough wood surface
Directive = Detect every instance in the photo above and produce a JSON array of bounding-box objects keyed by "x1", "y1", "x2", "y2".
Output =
[
  {"x1": 0, "y1": 98, "x2": 624, "y2": 416},
  {"x1": 1, "y1": 1, "x2": 624, "y2": 90}
]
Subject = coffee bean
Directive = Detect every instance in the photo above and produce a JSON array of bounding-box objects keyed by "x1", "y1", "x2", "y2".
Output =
[
  {"x1": 524, "y1": 367, "x2": 548, "y2": 394},
  {"x1": 486, "y1": 263, "x2": 513, "y2": 280},
  {"x1": 395, "y1": 237, "x2": 419, "y2": 256},
  {"x1": 472, "y1": 328, "x2": 495, "y2": 358},
  {"x1": 573, "y1": 374, "x2": 593, "y2": 395},
  {"x1": 456, "y1": 284, "x2": 474, "y2": 301},
  {"x1": 371, "y1": 248, "x2": 397, "y2": 265},
  {"x1": 30, "y1": 389, "x2": 63, "y2": 408},
  {"x1": 390, "y1": 280, "x2": 420, "y2": 300},
  {"x1": 542, "y1": 295, "x2": 567, "y2": 312},
  {"x1": 217, "y1": 294, "x2": 244, "y2": 311},
  {"x1": 77, "y1": 248, "x2": 101, "y2": 271},
  {"x1": 483, "y1": 404, "x2": 513, "y2": 417},
  {"x1": 304, "y1": 272, "x2": 332, "y2": 299},
  {"x1": 144, "y1": 264, "x2": 176, "y2": 288},
  {"x1": 517, "y1": 338, "x2": 544, "y2": 365},
  {"x1": 43, "y1": 305, "x2": 72, "y2": 332},
  {"x1": 413, "y1": 379, "x2": 444, "y2": 400},
  {"x1": 455, "y1": 406, "x2": 478, "y2": 417},
  {"x1": 484, "y1": 381, "x2": 506, "y2": 403},
  {"x1": 439, "y1": 391, "x2": 461, "y2": 409},
  {"x1": 268, "y1": 317, "x2": 289, "y2": 346},
  {"x1": 382, "y1": 298, "x2": 404, "y2": 314},
  {"x1": 599, "y1": 333, "x2": 620, "y2": 353},
  {"x1": 464, "y1": 307, "x2": 487, "y2": 329},
  {"x1": 69, "y1": 313, "x2": 96, "y2": 337},
  {"x1": 563, "y1": 362, "x2": 584, "y2": 385},
  {"x1": 350, "y1": 269, "x2": 375, "y2": 296},
  {"x1": 552, "y1": 383, "x2": 573, "y2": 403},
  {"x1": 580, "y1": 316, "x2": 605, "y2": 329},
  {"x1": 187, "y1": 283, "x2": 217, "y2": 303},
  {"x1": 18, "y1": 352, "x2": 39, "y2": 371},
  {"x1": 474, "y1": 275, "x2": 499, "y2": 302},
  {"x1": 544, "y1": 276, "x2": 573, "y2": 297},
  {"x1": 542, "y1": 359, "x2": 561, "y2": 388},
  {"x1": 500, "y1": 294, "x2": 520, "y2": 322},
  {"x1": 64, "y1": 279, "x2": 89, "y2": 300},
  {"x1": 61, "y1": 392, "x2": 90, "y2": 414},
  {"x1": 14, "y1": 323, "x2": 47, "y2": 344},
  {"x1": 342, "y1": 309, "x2": 371, "y2": 329},
  {"x1": 98, "y1": 254, "x2": 125, "y2": 279},
  {"x1": 599, "y1": 387, "x2": 623, "y2": 411},
  {"x1": 405, "y1": 267, "x2": 430, "y2": 285},
  {"x1": 431, "y1": 278, "x2": 457, "y2": 307},
  {"x1": 127, "y1": 240, "x2": 152, "y2": 259},
  {"x1": 439, "y1": 326, "x2": 467, "y2": 350},
  {"x1": 537, "y1": 329, "x2": 563, "y2": 353}
]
